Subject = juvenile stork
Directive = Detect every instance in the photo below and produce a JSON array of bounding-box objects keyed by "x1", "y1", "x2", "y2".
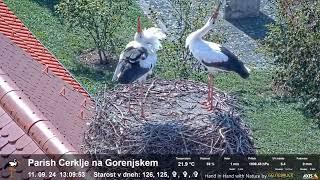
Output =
[
  {"x1": 185, "y1": 2, "x2": 250, "y2": 111},
  {"x1": 112, "y1": 17, "x2": 166, "y2": 118}
]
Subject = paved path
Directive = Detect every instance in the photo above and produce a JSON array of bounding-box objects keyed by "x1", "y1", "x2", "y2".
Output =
[{"x1": 138, "y1": 0, "x2": 276, "y2": 69}]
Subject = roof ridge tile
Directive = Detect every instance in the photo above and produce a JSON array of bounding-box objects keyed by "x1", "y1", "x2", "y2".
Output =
[{"x1": 0, "y1": 68, "x2": 78, "y2": 156}]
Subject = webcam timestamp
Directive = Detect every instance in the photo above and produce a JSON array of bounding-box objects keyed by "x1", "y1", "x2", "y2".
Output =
[{"x1": 28, "y1": 171, "x2": 86, "y2": 178}]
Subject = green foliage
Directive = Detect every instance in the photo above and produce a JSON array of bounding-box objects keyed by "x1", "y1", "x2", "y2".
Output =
[
  {"x1": 153, "y1": 0, "x2": 225, "y2": 80},
  {"x1": 56, "y1": 0, "x2": 132, "y2": 64},
  {"x1": 5, "y1": 0, "x2": 320, "y2": 153},
  {"x1": 262, "y1": 0, "x2": 320, "y2": 123}
]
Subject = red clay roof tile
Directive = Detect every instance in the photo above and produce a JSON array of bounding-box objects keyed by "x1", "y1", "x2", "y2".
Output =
[
  {"x1": 0, "y1": 1, "x2": 96, "y2": 178},
  {"x1": 1, "y1": 170, "x2": 10, "y2": 178},
  {"x1": 5, "y1": 124, "x2": 24, "y2": 143},
  {"x1": 0, "y1": 34, "x2": 93, "y2": 179},
  {"x1": 0, "y1": 142, "x2": 16, "y2": 155},
  {"x1": 0, "y1": 114, "x2": 41, "y2": 158},
  {"x1": 0, "y1": 30, "x2": 94, "y2": 152},
  {"x1": 0, "y1": 121, "x2": 12, "y2": 137},
  {"x1": 33, "y1": 148, "x2": 45, "y2": 154},
  {"x1": 0, "y1": 137, "x2": 8, "y2": 149},
  {"x1": 14, "y1": 134, "x2": 33, "y2": 151},
  {"x1": 13, "y1": 142, "x2": 39, "y2": 154},
  {"x1": 0, "y1": 0, "x2": 89, "y2": 97},
  {"x1": 0, "y1": 112, "x2": 11, "y2": 129}
]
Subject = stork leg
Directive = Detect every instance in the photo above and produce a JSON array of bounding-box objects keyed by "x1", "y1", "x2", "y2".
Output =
[
  {"x1": 202, "y1": 74, "x2": 215, "y2": 111},
  {"x1": 207, "y1": 74, "x2": 215, "y2": 111},
  {"x1": 139, "y1": 82, "x2": 146, "y2": 118},
  {"x1": 201, "y1": 74, "x2": 212, "y2": 107}
]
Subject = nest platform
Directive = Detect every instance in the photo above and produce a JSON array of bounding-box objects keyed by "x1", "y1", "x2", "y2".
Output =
[{"x1": 84, "y1": 79, "x2": 256, "y2": 155}]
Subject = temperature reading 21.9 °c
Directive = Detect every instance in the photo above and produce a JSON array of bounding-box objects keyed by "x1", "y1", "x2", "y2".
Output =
[{"x1": 178, "y1": 161, "x2": 195, "y2": 167}]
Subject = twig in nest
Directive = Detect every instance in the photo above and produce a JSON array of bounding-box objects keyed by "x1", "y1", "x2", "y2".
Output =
[
  {"x1": 84, "y1": 79, "x2": 256, "y2": 155},
  {"x1": 219, "y1": 127, "x2": 226, "y2": 139},
  {"x1": 209, "y1": 125, "x2": 216, "y2": 154},
  {"x1": 144, "y1": 79, "x2": 157, "y2": 101},
  {"x1": 179, "y1": 130, "x2": 189, "y2": 154},
  {"x1": 110, "y1": 102, "x2": 124, "y2": 120}
]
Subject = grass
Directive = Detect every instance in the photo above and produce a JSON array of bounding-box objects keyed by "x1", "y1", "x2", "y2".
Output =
[
  {"x1": 4, "y1": 0, "x2": 320, "y2": 154},
  {"x1": 4, "y1": 0, "x2": 150, "y2": 94},
  {"x1": 214, "y1": 70, "x2": 320, "y2": 154}
]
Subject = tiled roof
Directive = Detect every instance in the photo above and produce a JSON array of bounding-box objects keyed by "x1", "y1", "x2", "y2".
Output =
[
  {"x1": 0, "y1": 33, "x2": 93, "y2": 178},
  {"x1": 0, "y1": 33, "x2": 93, "y2": 152},
  {"x1": 0, "y1": 111, "x2": 61, "y2": 178},
  {"x1": 0, "y1": 0, "x2": 90, "y2": 97},
  {"x1": 0, "y1": 108, "x2": 40, "y2": 155}
]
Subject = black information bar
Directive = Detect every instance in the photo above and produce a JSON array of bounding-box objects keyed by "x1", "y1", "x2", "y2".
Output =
[{"x1": 2, "y1": 154, "x2": 319, "y2": 179}]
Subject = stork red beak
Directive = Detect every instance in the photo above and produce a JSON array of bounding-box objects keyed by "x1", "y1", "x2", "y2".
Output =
[
  {"x1": 137, "y1": 16, "x2": 142, "y2": 33},
  {"x1": 210, "y1": 1, "x2": 222, "y2": 20}
]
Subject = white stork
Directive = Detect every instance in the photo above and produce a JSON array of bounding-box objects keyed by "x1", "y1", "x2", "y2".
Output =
[
  {"x1": 185, "y1": 2, "x2": 250, "y2": 111},
  {"x1": 112, "y1": 17, "x2": 166, "y2": 118}
]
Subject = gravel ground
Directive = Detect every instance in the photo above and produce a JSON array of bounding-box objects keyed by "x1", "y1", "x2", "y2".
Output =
[{"x1": 138, "y1": 0, "x2": 276, "y2": 69}]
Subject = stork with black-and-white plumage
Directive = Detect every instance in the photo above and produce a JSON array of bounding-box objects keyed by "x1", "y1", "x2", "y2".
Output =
[
  {"x1": 112, "y1": 17, "x2": 166, "y2": 118},
  {"x1": 186, "y1": 1, "x2": 251, "y2": 111}
]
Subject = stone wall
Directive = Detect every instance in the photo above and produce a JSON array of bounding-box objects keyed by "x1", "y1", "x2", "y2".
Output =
[{"x1": 224, "y1": 0, "x2": 261, "y2": 19}]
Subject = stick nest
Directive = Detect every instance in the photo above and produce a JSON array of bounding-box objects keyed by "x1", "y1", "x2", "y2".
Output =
[{"x1": 84, "y1": 79, "x2": 256, "y2": 155}]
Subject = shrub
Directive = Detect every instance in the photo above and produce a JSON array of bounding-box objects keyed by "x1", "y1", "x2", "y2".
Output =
[
  {"x1": 56, "y1": 0, "x2": 132, "y2": 64},
  {"x1": 262, "y1": 0, "x2": 320, "y2": 123}
]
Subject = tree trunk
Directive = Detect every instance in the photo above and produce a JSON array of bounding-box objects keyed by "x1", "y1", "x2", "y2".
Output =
[
  {"x1": 102, "y1": 50, "x2": 108, "y2": 64},
  {"x1": 98, "y1": 48, "x2": 108, "y2": 64}
]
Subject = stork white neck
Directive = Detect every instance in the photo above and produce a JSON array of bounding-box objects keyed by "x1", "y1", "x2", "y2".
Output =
[
  {"x1": 194, "y1": 21, "x2": 213, "y2": 38},
  {"x1": 186, "y1": 20, "x2": 213, "y2": 49}
]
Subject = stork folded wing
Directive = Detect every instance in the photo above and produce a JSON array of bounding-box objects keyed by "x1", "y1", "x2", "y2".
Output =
[
  {"x1": 201, "y1": 46, "x2": 250, "y2": 79},
  {"x1": 123, "y1": 46, "x2": 148, "y2": 63},
  {"x1": 112, "y1": 46, "x2": 151, "y2": 84}
]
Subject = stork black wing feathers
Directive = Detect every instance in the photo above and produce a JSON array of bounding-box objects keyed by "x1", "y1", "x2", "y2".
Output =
[
  {"x1": 116, "y1": 46, "x2": 150, "y2": 84},
  {"x1": 123, "y1": 46, "x2": 148, "y2": 63},
  {"x1": 202, "y1": 46, "x2": 250, "y2": 79}
]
